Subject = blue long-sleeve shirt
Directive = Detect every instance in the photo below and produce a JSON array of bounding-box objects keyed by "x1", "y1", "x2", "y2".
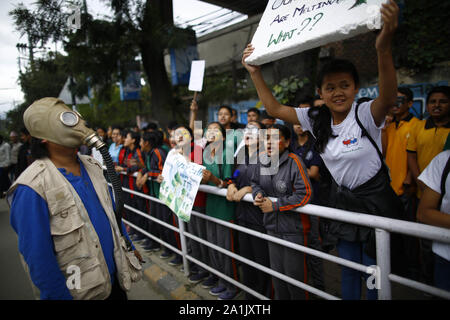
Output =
[{"x1": 10, "y1": 158, "x2": 133, "y2": 300}]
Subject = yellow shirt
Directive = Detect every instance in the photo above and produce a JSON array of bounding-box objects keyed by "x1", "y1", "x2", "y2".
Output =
[
  {"x1": 406, "y1": 117, "x2": 450, "y2": 197},
  {"x1": 385, "y1": 114, "x2": 420, "y2": 195}
]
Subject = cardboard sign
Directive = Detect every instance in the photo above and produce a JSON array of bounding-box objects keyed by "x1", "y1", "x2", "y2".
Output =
[
  {"x1": 159, "y1": 150, "x2": 205, "y2": 222},
  {"x1": 245, "y1": 0, "x2": 387, "y2": 65},
  {"x1": 188, "y1": 60, "x2": 206, "y2": 92}
]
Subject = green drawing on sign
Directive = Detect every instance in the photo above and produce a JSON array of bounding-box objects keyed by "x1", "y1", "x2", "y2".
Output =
[
  {"x1": 267, "y1": 28, "x2": 298, "y2": 47},
  {"x1": 298, "y1": 17, "x2": 311, "y2": 35},
  {"x1": 349, "y1": 0, "x2": 367, "y2": 10},
  {"x1": 309, "y1": 12, "x2": 324, "y2": 31}
]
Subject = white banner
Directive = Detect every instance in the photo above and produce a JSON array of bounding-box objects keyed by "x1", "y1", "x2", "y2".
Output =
[
  {"x1": 245, "y1": 0, "x2": 387, "y2": 65},
  {"x1": 159, "y1": 150, "x2": 205, "y2": 222}
]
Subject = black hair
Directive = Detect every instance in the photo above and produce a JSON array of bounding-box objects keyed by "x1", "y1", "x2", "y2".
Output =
[
  {"x1": 112, "y1": 125, "x2": 123, "y2": 132},
  {"x1": 96, "y1": 126, "x2": 107, "y2": 132},
  {"x1": 207, "y1": 121, "x2": 226, "y2": 139},
  {"x1": 173, "y1": 125, "x2": 194, "y2": 142},
  {"x1": 167, "y1": 121, "x2": 179, "y2": 131},
  {"x1": 316, "y1": 58, "x2": 359, "y2": 89},
  {"x1": 126, "y1": 130, "x2": 141, "y2": 147},
  {"x1": 298, "y1": 95, "x2": 313, "y2": 107},
  {"x1": 20, "y1": 127, "x2": 30, "y2": 136},
  {"x1": 268, "y1": 123, "x2": 291, "y2": 141},
  {"x1": 426, "y1": 86, "x2": 450, "y2": 104},
  {"x1": 398, "y1": 87, "x2": 414, "y2": 102},
  {"x1": 308, "y1": 59, "x2": 359, "y2": 153},
  {"x1": 218, "y1": 105, "x2": 233, "y2": 116},
  {"x1": 30, "y1": 137, "x2": 49, "y2": 159},
  {"x1": 308, "y1": 106, "x2": 337, "y2": 153},
  {"x1": 247, "y1": 108, "x2": 260, "y2": 116},
  {"x1": 142, "y1": 131, "x2": 162, "y2": 148},
  {"x1": 261, "y1": 110, "x2": 275, "y2": 120},
  {"x1": 144, "y1": 122, "x2": 158, "y2": 131},
  {"x1": 247, "y1": 120, "x2": 266, "y2": 129},
  {"x1": 119, "y1": 129, "x2": 127, "y2": 138}
]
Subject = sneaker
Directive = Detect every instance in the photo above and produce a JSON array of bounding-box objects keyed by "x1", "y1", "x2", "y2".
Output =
[
  {"x1": 201, "y1": 276, "x2": 218, "y2": 289},
  {"x1": 180, "y1": 263, "x2": 199, "y2": 274},
  {"x1": 141, "y1": 241, "x2": 160, "y2": 252},
  {"x1": 129, "y1": 233, "x2": 140, "y2": 241},
  {"x1": 159, "y1": 250, "x2": 173, "y2": 259},
  {"x1": 147, "y1": 242, "x2": 161, "y2": 252},
  {"x1": 133, "y1": 235, "x2": 147, "y2": 243},
  {"x1": 188, "y1": 271, "x2": 209, "y2": 284},
  {"x1": 168, "y1": 255, "x2": 182, "y2": 266},
  {"x1": 209, "y1": 285, "x2": 226, "y2": 296},
  {"x1": 218, "y1": 290, "x2": 237, "y2": 300}
]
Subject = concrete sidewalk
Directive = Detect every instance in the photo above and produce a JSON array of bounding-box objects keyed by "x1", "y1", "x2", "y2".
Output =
[{"x1": 134, "y1": 242, "x2": 246, "y2": 300}]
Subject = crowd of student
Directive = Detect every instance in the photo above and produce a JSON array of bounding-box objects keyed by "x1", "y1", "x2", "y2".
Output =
[
  {"x1": 71, "y1": 80, "x2": 449, "y2": 300},
  {"x1": 6, "y1": 1, "x2": 449, "y2": 301}
]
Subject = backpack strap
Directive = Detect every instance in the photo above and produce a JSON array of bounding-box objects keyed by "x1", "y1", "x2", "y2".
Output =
[
  {"x1": 354, "y1": 102, "x2": 384, "y2": 164},
  {"x1": 438, "y1": 154, "x2": 450, "y2": 209},
  {"x1": 354, "y1": 102, "x2": 391, "y2": 179}
]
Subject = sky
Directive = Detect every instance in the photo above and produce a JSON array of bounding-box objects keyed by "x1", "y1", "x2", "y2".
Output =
[{"x1": 0, "y1": 0, "x2": 246, "y2": 117}]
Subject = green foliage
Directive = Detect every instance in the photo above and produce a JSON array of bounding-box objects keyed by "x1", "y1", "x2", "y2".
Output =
[
  {"x1": 76, "y1": 86, "x2": 140, "y2": 129},
  {"x1": 18, "y1": 52, "x2": 68, "y2": 103},
  {"x1": 5, "y1": 53, "x2": 68, "y2": 131},
  {"x1": 199, "y1": 70, "x2": 257, "y2": 105},
  {"x1": 394, "y1": 1, "x2": 450, "y2": 71},
  {"x1": 272, "y1": 76, "x2": 310, "y2": 105}
]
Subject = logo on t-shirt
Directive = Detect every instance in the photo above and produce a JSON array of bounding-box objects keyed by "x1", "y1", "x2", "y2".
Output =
[{"x1": 342, "y1": 137, "x2": 358, "y2": 147}]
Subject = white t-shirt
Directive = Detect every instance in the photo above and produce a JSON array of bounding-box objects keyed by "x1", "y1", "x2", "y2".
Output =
[
  {"x1": 295, "y1": 101, "x2": 384, "y2": 190},
  {"x1": 418, "y1": 150, "x2": 450, "y2": 261}
]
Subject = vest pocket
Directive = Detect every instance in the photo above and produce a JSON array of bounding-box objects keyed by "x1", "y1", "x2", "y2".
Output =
[{"x1": 74, "y1": 258, "x2": 107, "y2": 292}]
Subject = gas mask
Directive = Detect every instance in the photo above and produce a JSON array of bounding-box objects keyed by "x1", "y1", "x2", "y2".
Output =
[
  {"x1": 23, "y1": 97, "x2": 130, "y2": 249},
  {"x1": 23, "y1": 97, "x2": 104, "y2": 150}
]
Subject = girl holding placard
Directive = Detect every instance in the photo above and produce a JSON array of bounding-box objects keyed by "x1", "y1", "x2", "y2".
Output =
[{"x1": 242, "y1": 0, "x2": 403, "y2": 300}]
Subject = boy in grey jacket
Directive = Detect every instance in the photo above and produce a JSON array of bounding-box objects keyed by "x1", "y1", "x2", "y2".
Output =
[{"x1": 252, "y1": 124, "x2": 313, "y2": 300}]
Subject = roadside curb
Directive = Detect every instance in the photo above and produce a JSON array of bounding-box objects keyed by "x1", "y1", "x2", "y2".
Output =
[{"x1": 136, "y1": 243, "x2": 217, "y2": 300}]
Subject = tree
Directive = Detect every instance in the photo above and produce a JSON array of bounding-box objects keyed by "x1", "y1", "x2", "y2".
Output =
[
  {"x1": 109, "y1": 0, "x2": 180, "y2": 125},
  {"x1": 5, "y1": 53, "x2": 68, "y2": 131},
  {"x1": 394, "y1": 0, "x2": 450, "y2": 72}
]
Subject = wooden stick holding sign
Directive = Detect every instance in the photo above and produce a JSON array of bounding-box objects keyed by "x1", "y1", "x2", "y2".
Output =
[{"x1": 188, "y1": 60, "x2": 205, "y2": 131}]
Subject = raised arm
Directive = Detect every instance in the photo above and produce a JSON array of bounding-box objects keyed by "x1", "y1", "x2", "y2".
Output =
[
  {"x1": 370, "y1": 0, "x2": 399, "y2": 127},
  {"x1": 189, "y1": 99, "x2": 198, "y2": 132},
  {"x1": 242, "y1": 45, "x2": 299, "y2": 125}
]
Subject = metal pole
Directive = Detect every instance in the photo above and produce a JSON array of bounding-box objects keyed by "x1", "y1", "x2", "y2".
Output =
[
  {"x1": 177, "y1": 217, "x2": 190, "y2": 276},
  {"x1": 376, "y1": 228, "x2": 391, "y2": 300}
]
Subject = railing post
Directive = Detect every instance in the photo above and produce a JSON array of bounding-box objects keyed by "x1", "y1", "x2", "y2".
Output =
[
  {"x1": 177, "y1": 217, "x2": 190, "y2": 276},
  {"x1": 375, "y1": 228, "x2": 391, "y2": 300}
]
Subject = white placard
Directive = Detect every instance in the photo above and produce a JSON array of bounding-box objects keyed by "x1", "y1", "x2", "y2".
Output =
[
  {"x1": 159, "y1": 150, "x2": 205, "y2": 222},
  {"x1": 188, "y1": 60, "x2": 206, "y2": 92},
  {"x1": 245, "y1": 0, "x2": 387, "y2": 65}
]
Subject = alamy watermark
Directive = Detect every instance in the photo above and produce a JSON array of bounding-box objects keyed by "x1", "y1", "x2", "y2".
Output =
[
  {"x1": 366, "y1": 265, "x2": 381, "y2": 290},
  {"x1": 66, "y1": 265, "x2": 81, "y2": 290},
  {"x1": 67, "y1": 5, "x2": 81, "y2": 30},
  {"x1": 177, "y1": 121, "x2": 282, "y2": 176}
]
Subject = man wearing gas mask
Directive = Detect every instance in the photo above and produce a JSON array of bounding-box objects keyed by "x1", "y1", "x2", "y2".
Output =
[{"x1": 7, "y1": 97, "x2": 143, "y2": 300}]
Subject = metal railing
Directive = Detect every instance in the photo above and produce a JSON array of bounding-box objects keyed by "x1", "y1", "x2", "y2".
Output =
[{"x1": 109, "y1": 170, "x2": 450, "y2": 300}]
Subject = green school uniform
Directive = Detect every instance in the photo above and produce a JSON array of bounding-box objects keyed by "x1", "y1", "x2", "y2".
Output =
[{"x1": 203, "y1": 149, "x2": 235, "y2": 221}]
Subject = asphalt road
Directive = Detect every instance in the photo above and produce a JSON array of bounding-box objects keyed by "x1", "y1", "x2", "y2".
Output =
[{"x1": 0, "y1": 198, "x2": 166, "y2": 300}]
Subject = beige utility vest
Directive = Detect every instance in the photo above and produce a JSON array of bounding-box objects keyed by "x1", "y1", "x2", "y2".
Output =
[{"x1": 8, "y1": 155, "x2": 137, "y2": 300}]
